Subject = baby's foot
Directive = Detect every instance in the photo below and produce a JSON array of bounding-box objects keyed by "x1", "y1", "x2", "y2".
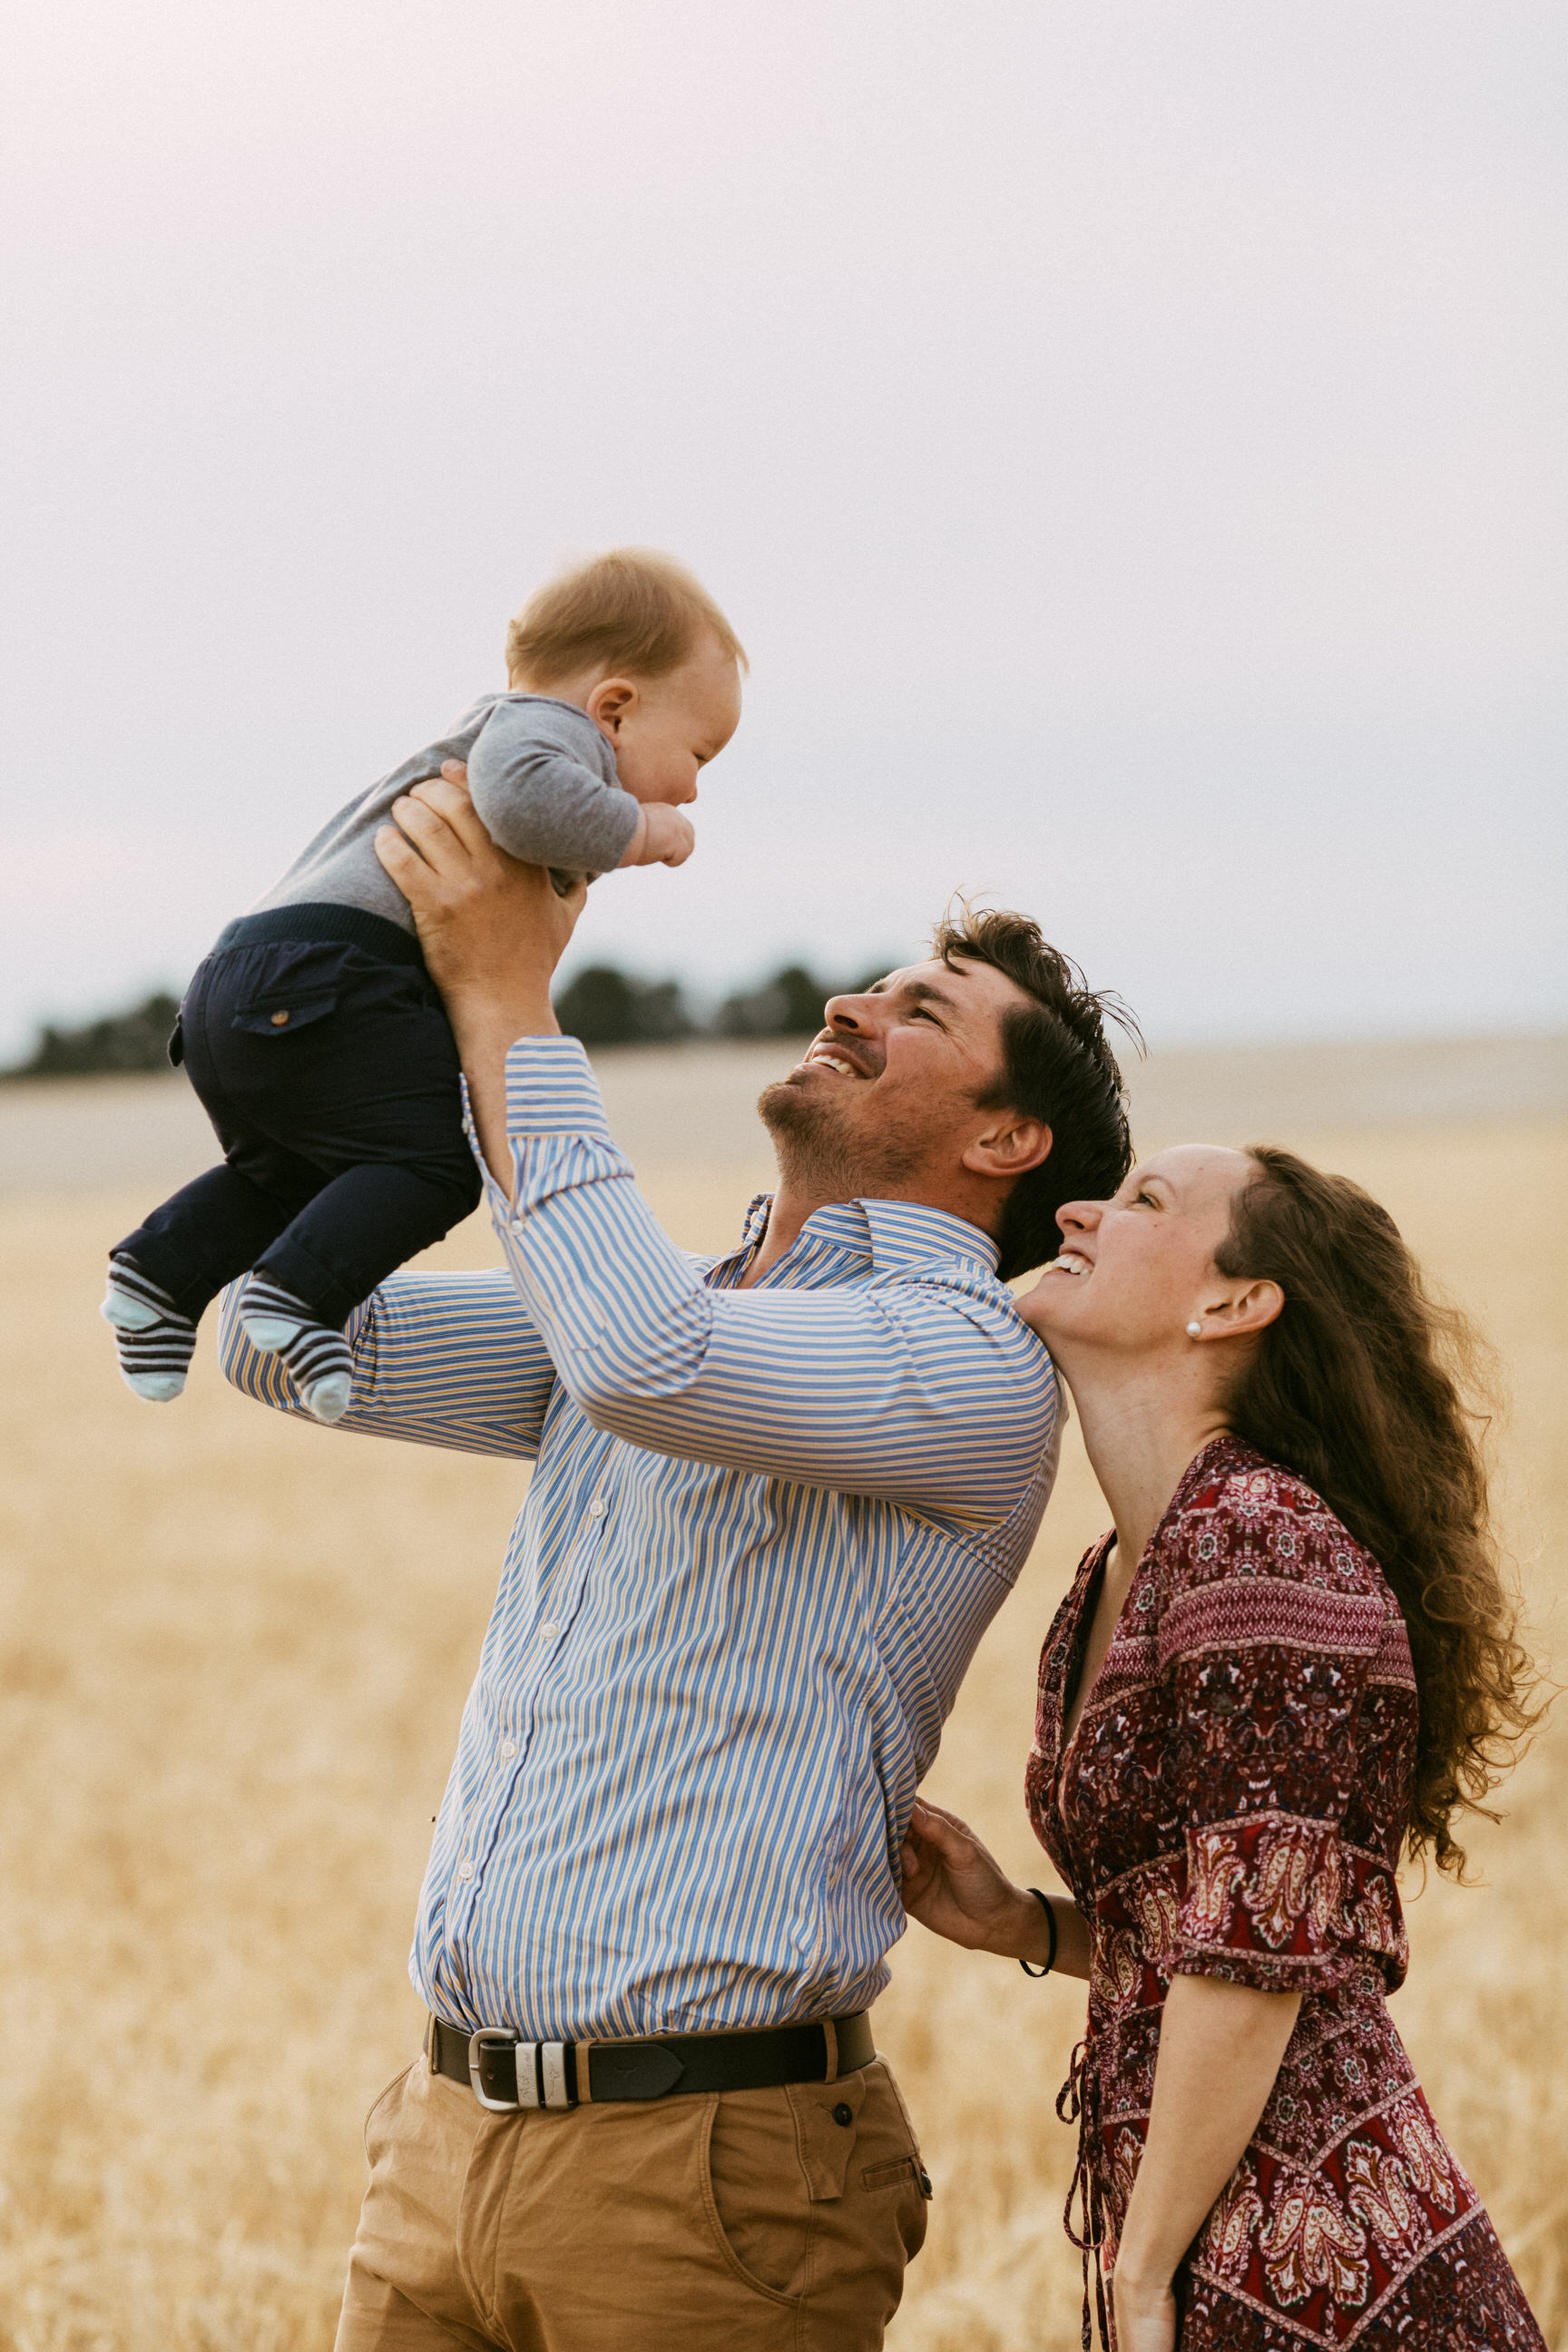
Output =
[
  {"x1": 238, "y1": 1274, "x2": 354, "y2": 1423},
  {"x1": 101, "y1": 1257, "x2": 197, "y2": 1400}
]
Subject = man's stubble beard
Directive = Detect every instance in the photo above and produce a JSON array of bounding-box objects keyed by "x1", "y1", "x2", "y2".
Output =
[{"x1": 757, "y1": 1078, "x2": 928, "y2": 1200}]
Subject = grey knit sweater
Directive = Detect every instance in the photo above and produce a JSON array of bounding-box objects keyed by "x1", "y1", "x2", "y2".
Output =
[{"x1": 250, "y1": 694, "x2": 642, "y2": 934}]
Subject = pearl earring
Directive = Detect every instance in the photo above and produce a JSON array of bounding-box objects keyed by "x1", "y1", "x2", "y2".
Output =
[{"x1": 1185, "y1": 1320, "x2": 1202, "y2": 1338}]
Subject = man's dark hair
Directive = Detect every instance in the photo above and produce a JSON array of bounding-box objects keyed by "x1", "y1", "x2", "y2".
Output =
[{"x1": 932, "y1": 907, "x2": 1138, "y2": 1281}]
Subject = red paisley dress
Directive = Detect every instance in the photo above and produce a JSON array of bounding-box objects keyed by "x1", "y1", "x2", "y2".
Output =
[{"x1": 1026, "y1": 1435, "x2": 1544, "y2": 2350}]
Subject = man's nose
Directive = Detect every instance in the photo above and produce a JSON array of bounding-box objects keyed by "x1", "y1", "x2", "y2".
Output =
[{"x1": 823, "y1": 993, "x2": 877, "y2": 1034}]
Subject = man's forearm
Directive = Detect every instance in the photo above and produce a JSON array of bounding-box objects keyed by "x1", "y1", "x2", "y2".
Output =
[
  {"x1": 448, "y1": 998, "x2": 557, "y2": 1196},
  {"x1": 219, "y1": 1267, "x2": 554, "y2": 1458},
  {"x1": 468, "y1": 1034, "x2": 1057, "y2": 1506}
]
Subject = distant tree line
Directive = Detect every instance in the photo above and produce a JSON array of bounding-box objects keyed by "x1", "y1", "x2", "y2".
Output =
[
  {"x1": 554, "y1": 959, "x2": 887, "y2": 1047},
  {"x1": 5, "y1": 992, "x2": 184, "y2": 1078},
  {"x1": 5, "y1": 963, "x2": 890, "y2": 1075}
]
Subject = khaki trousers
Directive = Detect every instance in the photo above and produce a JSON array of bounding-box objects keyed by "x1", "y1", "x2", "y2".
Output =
[{"x1": 335, "y1": 2044, "x2": 932, "y2": 2351}]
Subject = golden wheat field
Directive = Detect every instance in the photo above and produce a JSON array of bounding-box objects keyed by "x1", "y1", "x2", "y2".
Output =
[{"x1": 1, "y1": 1041, "x2": 1563, "y2": 2350}]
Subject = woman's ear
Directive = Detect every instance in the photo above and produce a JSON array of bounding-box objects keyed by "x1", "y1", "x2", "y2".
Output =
[{"x1": 1200, "y1": 1279, "x2": 1285, "y2": 1339}]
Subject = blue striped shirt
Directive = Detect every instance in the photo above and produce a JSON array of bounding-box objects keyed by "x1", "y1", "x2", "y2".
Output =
[{"x1": 220, "y1": 1034, "x2": 1063, "y2": 2038}]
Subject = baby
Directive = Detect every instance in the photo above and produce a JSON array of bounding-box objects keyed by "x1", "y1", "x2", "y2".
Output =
[{"x1": 103, "y1": 548, "x2": 744, "y2": 1420}]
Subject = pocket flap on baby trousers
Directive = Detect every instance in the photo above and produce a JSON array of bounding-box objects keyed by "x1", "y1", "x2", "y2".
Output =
[{"x1": 230, "y1": 990, "x2": 338, "y2": 1036}]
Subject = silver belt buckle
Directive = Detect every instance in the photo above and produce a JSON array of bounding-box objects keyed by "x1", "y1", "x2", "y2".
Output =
[
  {"x1": 466, "y1": 2029, "x2": 574, "y2": 2112},
  {"x1": 468, "y1": 2027, "x2": 523, "y2": 2112}
]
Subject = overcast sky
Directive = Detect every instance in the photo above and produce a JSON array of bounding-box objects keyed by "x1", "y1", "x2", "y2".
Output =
[{"x1": 3, "y1": 0, "x2": 1563, "y2": 1058}]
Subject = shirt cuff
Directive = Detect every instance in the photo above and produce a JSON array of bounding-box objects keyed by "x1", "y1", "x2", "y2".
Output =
[
  {"x1": 504, "y1": 1033, "x2": 613, "y2": 1141},
  {"x1": 461, "y1": 1033, "x2": 617, "y2": 1220}
]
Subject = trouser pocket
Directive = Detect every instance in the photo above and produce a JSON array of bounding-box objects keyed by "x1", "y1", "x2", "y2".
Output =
[
  {"x1": 703, "y1": 2061, "x2": 931, "y2": 2342},
  {"x1": 702, "y1": 2087, "x2": 812, "y2": 2305}
]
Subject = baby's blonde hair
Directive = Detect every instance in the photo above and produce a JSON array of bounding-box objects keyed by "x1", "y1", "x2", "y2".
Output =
[{"x1": 505, "y1": 549, "x2": 747, "y2": 688}]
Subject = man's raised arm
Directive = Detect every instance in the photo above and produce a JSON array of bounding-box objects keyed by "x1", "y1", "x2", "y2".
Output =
[
  {"x1": 370, "y1": 769, "x2": 1057, "y2": 1522},
  {"x1": 475, "y1": 1034, "x2": 1060, "y2": 1517},
  {"x1": 219, "y1": 1265, "x2": 556, "y2": 1461}
]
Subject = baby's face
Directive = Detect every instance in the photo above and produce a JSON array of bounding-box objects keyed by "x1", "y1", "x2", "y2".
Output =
[{"x1": 610, "y1": 634, "x2": 742, "y2": 806}]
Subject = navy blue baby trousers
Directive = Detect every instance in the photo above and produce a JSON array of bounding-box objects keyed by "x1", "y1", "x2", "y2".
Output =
[{"x1": 115, "y1": 906, "x2": 483, "y2": 1328}]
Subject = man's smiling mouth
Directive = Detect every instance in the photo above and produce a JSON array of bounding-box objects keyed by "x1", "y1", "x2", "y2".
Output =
[{"x1": 799, "y1": 1043, "x2": 875, "y2": 1080}]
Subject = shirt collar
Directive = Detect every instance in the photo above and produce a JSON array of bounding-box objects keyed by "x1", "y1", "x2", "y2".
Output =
[{"x1": 710, "y1": 1192, "x2": 1000, "y2": 1282}]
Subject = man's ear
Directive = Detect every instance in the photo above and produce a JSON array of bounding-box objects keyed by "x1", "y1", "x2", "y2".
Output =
[
  {"x1": 585, "y1": 675, "x2": 638, "y2": 737},
  {"x1": 962, "y1": 1115, "x2": 1054, "y2": 1182}
]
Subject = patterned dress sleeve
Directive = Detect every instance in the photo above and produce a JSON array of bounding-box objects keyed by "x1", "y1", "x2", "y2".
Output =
[{"x1": 1157, "y1": 1462, "x2": 1406, "y2": 1994}]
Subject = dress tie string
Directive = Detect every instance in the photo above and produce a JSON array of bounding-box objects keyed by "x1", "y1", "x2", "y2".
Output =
[{"x1": 1058, "y1": 2039, "x2": 1111, "y2": 2352}]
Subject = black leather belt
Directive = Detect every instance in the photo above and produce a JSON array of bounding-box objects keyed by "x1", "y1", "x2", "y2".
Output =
[{"x1": 429, "y1": 2009, "x2": 875, "y2": 2112}]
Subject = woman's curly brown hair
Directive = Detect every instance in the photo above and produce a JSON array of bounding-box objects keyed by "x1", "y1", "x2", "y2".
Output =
[{"x1": 1218, "y1": 1146, "x2": 1544, "y2": 1877}]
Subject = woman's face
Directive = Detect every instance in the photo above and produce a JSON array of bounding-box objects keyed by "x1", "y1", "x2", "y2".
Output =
[{"x1": 1019, "y1": 1144, "x2": 1261, "y2": 1361}]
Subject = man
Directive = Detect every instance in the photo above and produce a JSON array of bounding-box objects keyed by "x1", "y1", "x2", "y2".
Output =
[{"x1": 222, "y1": 775, "x2": 1134, "y2": 2350}]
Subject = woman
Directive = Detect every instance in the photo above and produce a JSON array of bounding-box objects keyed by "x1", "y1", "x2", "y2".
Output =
[{"x1": 901, "y1": 1142, "x2": 1544, "y2": 2350}]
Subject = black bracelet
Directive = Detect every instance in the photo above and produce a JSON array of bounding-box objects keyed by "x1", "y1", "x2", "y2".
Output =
[{"x1": 1019, "y1": 1887, "x2": 1058, "y2": 1978}]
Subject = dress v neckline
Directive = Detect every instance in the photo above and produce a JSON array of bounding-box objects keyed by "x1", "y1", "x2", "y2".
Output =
[{"x1": 1053, "y1": 1433, "x2": 1239, "y2": 1798}]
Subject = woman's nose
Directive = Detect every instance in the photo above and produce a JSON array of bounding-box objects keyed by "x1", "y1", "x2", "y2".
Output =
[{"x1": 1057, "y1": 1200, "x2": 1100, "y2": 1237}]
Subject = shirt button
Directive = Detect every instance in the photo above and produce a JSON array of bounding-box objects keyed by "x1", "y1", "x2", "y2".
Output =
[
  {"x1": 270, "y1": 1009, "x2": 290, "y2": 1026},
  {"x1": 500, "y1": 1739, "x2": 517, "y2": 1759},
  {"x1": 456, "y1": 1858, "x2": 475, "y2": 1882},
  {"x1": 587, "y1": 1497, "x2": 607, "y2": 1520},
  {"x1": 539, "y1": 1621, "x2": 559, "y2": 1642}
]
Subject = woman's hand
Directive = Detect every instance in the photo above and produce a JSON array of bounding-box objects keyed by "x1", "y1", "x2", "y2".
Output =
[
  {"x1": 1111, "y1": 2268, "x2": 1180, "y2": 2352},
  {"x1": 899, "y1": 1798, "x2": 1048, "y2": 1962}
]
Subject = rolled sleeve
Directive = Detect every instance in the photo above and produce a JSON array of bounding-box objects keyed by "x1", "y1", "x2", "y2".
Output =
[{"x1": 1159, "y1": 1486, "x2": 1395, "y2": 1994}]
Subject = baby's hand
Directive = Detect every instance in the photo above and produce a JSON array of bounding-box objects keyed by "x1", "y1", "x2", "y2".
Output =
[{"x1": 621, "y1": 805, "x2": 696, "y2": 868}]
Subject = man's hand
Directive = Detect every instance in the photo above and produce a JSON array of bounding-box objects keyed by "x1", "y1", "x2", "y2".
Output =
[
  {"x1": 375, "y1": 763, "x2": 585, "y2": 1027},
  {"x1": 374, "y1": 762, "x2": 588, "y2": 1191}
]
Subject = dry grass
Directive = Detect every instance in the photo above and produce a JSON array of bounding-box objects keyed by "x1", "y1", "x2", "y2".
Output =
[{"x1": 0, "y1": 1117, "x2": 1562, "y2": 2348}]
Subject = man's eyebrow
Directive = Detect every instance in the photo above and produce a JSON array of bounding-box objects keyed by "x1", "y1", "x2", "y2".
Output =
[
  {"x1": 900, "y1": 978, "x2": 960, "y2": 1011},
  {"x1": 863, "y1": 975, "x2": 960, "y2": 1010}
]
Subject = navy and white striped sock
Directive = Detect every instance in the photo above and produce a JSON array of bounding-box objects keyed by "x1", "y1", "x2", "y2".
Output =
[
  {"x1": 101, "y1": 1257, "x2": 197, "y2": 1401},
  {"x1": 238, "y1": 1274, "x2": 354, "y2": 1424}
]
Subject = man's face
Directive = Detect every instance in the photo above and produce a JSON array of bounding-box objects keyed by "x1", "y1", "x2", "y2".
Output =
[{"x1": 759, "y1": 956, "x2": 1033, "y2": 1200}]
